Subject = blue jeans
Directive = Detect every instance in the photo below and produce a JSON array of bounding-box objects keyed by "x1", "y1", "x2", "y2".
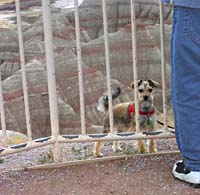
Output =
[{"x1": 170, "y1": 6, "x2": 200, "y2": 171}]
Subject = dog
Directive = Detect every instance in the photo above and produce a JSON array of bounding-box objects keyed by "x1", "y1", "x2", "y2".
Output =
[{"x1": 93, "y1": 79, "x2": 159, "y2": 157}]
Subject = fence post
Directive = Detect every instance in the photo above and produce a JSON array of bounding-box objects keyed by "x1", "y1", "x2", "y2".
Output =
[
  {"x1": 102, "y1": 0, "x2": 114, "y2": 134},
  {"x1": 15, "y1": 0, "x2": 32, "y2": 141},
  {"x1": 74, "y1": 0, "x2": 86, "y2": 136},
  {"x1": 0, "y1": 75, "x2": 8, "y2": 147},
  {"x1": 130, "y1": 0, "x2": 140, "y2": 133},
  {"x1": 159, "y1": 2, "x2": 168, "y2": 131},
  {"x1": 42, "y1": 0, "x2": 61, "y2": 162}
]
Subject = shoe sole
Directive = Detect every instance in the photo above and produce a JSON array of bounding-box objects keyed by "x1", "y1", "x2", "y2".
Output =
[{"x1": 172, "y1": 174, "x2": 200, "y2": 188}]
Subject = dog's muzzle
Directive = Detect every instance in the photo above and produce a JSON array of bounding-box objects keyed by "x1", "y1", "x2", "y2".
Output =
[{"x1": 143, "y1": 96, "x2": 149, "y2": 101}]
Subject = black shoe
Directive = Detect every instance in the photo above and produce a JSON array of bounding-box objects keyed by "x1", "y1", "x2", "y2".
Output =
[{"x1": 172, "y1": 160, "x2": 200, "y2": 187}]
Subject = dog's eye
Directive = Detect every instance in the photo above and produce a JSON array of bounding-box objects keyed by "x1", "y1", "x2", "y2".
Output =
[
  {"x1": 148, "y1": 89, "x2": 153, "y2": 92},
  {"x1": 138, "y1": 89, "x2": 144, "y2": 93},
  {"x1": 103, "y1": 96, "x2": 108, "y2": 101}
]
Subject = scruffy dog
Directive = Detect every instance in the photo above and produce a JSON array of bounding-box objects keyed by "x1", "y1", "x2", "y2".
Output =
[{"x1": 93, "y1": 79, "x2": 159, "y2": 157}]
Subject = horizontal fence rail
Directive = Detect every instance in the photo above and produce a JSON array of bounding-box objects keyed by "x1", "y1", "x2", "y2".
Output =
[
  {"x1": 0, "y1": 129, "x2": 175, "y2": 157},
  {"x1": 0, "y1": 1, "x2": 175, "y2": 162}
]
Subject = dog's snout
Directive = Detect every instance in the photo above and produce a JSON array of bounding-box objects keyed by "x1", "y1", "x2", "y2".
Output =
[{"x1": 143, "y1": 96, "x2": 149, "y2": 101}]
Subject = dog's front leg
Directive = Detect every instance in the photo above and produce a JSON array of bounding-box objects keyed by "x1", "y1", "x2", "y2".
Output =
[
  {"x1": 147, "y1": 122, "x2": 157, "y2": 153},
  {"x1": 147, "y1": 139, "x2": 157, "y2": 153},
  {"x1": 112, "y1": 127, "x2": 122, "y2": 153},
  {"x1": 134, "y1": 140, "x2": 145, "y2": 154},
  {"x1": 112, "y1": 141, "x2": 122, "y2": 153},
  {"x1": 93, "y1": 141, "x2": 104, "y2": 157},
  {"x1": 128, "y1": 125, "x2": 145, "y2": 153}
]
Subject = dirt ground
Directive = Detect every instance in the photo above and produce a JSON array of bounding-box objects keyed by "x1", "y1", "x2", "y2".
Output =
[{"x1": 1, "y1": 153, "x2": 200, "y2": 195}]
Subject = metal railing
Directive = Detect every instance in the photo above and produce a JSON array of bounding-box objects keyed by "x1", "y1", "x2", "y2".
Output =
[{"x1": 0, "y1": 0, "x2": 174, "y2": 162}]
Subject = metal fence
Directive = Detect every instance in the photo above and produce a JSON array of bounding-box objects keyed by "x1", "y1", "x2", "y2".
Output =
[{"x1": 0, "y1": 0, "x2": 175, "y2": 162}]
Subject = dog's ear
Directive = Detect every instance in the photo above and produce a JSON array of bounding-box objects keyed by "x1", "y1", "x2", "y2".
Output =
[
  {"x1": 130, "y1": 80, "x2": 143, "y2": 89},
  {"x1": 112, "y1": 87, "x2": 121, "y2": 99},
  {"x1": 148, "y1": 79, "x2": 159, "y2": 88}
]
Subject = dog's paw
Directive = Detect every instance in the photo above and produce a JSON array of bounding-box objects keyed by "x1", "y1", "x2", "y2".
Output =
[
  {"x1": 148, "y1": 147, "x2": 157, "y2": 153},
  {"x1": 93, "y1": 152, "x2": 104, "y2": 158},
  {"x1": 112, "y1": 145, "x2": 123, "y2": 153},
  {"x1": 147, "y1": 140, "x2": 157, "y2": 153},
  {"x1": 134, "y1": 140, "x2": 146, "y2": 154},
  {"x1": 134, "y1": 146, "x2": 146, "y2": 154},
  {"x1": 134, "y1": 149, "x2": 146, "y2": 154}
]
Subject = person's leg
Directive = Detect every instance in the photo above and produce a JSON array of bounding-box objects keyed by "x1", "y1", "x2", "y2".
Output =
[
  {"x1": 172, "y1": 6, "x2": 200, "y2": 171},
  {"x1": 171, "y1": 6, "x2": 200, "y2": 186},
  {"x1": 170, "y1": 6, "x2": 183, "y2": 154}
]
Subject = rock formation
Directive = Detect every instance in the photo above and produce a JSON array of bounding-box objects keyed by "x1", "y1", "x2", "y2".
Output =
[{"x1": 0, "y1": 0, "x2": 172, "y2": 138}]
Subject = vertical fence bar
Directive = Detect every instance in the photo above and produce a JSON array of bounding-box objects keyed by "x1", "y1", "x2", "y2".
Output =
[
  {"x1": 15, "y1": 0, "x2": 32, "y2": 141},
  {"x1": 42, "y1": 0, "x2": 61, "y2": 162},
  {"x1": 74, "y1": 0, "x2": 86, "y2": 136},
  {"x1": 0, "y1": 75, "x2": 8, "y2": 147},
  {"x1": 102, "y1": 0, "x2": 114, "y2": 134},
  {"x1": 130, "y1": 0, "x2": 140, "y2": 133},
  {"x1": 159, "y1": 2, "x2": 168, "y2": 131}
]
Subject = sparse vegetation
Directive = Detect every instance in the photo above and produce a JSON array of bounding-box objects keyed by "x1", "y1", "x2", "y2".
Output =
[
  {"x1": 123, "y1": 144, "x2": 134, "y2": 155},
  {"x1": 71, "y1": 145, "x2": 90, "y2": 160},
  {"x1": 38, "y1": 149, "x2": 54, "y2": 164},
  {"x1": 0, "y1": 159, "x2": 4, "y2": 164},
  {"x1": 71, "y1": 146, "x2": 81, "y2": 156},
  {"x1": 83, "y1": 145, "x2": 89, "y2": 160}
]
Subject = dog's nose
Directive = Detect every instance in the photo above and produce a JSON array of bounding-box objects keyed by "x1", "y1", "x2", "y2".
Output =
[{"x1": 143, "y1": 96, "x2": 149, "y2": 101}]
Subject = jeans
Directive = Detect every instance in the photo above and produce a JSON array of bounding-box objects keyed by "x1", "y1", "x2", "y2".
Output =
[{"x1": 170, "y1": 6, "x2": 200, "y2": 171}]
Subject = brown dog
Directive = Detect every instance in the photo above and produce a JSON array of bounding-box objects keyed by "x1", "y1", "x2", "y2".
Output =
[{"x1": 93, "y1": 80, "x2": 159, "y2": 157}]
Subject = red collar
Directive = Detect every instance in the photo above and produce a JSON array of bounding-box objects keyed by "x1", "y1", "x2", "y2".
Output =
[{"x1": 128, "y1": 103, "x2": 155, "y2": 117}]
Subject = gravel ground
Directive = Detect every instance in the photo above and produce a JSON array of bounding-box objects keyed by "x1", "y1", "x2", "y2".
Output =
[
  {"x1": 0, "y1": 138, "x2": 178, "y2": 171},
  {"x1": 1, "y1": 153, "x2": 200, "y2": 195},
  {"x1": 2, "y1": 138, "x2": 198, "y2": 195}
]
